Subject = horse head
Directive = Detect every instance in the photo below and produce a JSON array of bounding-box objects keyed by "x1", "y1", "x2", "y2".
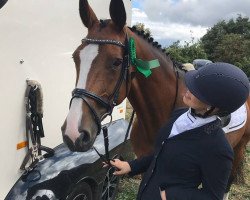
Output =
[{"x1": 61, "y1": 0, "x2": 132, "y2": 152}]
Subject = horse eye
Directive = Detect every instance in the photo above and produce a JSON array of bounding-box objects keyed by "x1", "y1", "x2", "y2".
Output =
[{"x1": 113, "y1": 59, "x2": 123, "y2": 67}]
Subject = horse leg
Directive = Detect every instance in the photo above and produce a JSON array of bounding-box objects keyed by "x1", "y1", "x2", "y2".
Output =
[
  {"x1": 234, "y1": 137, "x2": 249, "y2": 183},
  {"x1": 130, "y1": 118, "x2": 154, "y2": 158}
]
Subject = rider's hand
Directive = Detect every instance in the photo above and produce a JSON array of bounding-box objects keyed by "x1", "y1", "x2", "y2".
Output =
[
  {"x1": 160, "y1": 190, "x2": 167, "y2": 200},
  {"x1": 103, "y1": 159, "x2": 131, "y2": 175}
]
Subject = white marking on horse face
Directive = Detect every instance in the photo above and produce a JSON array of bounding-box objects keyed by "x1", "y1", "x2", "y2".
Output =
[
  {"x1": 77, "y1": 45, "x2": 99, "y2": 88},
  {"x1": 65, "y1": 45, "x2": 99, "y2": 142}
]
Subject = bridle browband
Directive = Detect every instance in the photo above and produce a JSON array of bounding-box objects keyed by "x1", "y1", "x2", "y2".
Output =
[
  {"x1": 81, "y1": 38, "x2": 125, "y2": 48},
  {"x1": 69, "y1": 36, "x2": 130, "y2": 135}
]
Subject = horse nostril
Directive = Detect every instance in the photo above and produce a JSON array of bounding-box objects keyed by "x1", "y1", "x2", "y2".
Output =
[
  {"x1": 75, "y1": 130, "x2": 92, "y2": 152},
  {"x1": 78, "y1": 130, "x2": 90, "y2": 143}
]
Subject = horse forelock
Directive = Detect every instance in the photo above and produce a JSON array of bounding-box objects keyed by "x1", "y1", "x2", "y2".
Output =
[{"x1": 99, "y1": 19, "x2": 110, "y2": 29}]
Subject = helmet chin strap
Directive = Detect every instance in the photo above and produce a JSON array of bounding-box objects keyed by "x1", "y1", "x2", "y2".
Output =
[{"x1": 191, "y1": 106, "x2": 215, "y2": 118}]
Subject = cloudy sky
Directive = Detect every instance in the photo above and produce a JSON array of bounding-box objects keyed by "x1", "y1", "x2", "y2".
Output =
[{"x1": 132, "y1": 0, "x2": 250, "y2": 47}]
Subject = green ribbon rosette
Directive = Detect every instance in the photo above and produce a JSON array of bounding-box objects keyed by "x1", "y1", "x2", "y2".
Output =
[{"x1": 129, "y1": 37, "x2": 160, "y2": 78}]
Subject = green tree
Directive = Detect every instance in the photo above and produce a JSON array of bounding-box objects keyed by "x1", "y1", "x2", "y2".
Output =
[
  {"x1": 201, "y1": 20, "x2": 228, "y2": 59},
  {"x1": 201, "y1": 15, "x2": 250, "y2": 76},
  {"x1": 201, "y1": 15, "x2": 250, "y2": 61},
  {"x1": 236, "y1": 57, "x2": 250, "y2": 77},
  {"x1": 166, "y1": 40, "x2": 207, "y2": 63},
  {"x1": 134, "y1": 22, "x2": 151, "y2": 36},
  {"x1": 226, "y1": 15, "x2": 250, "y2": 38},
  {"x1": 213, "y1": 34, "x2": 250, "y2": 63}
]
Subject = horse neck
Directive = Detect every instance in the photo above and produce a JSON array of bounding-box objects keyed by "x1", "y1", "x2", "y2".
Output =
[{"x1": 127, "y1": 32, "x2": 186, "y2": 139}]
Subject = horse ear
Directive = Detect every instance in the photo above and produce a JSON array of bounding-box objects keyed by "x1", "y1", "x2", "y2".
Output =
[
  {"x1": 79, "y1": 0, "x2": 98, "y2": 28},
  {"x1": 109, "y1": 0, "x2": 127, "y2": 31}
]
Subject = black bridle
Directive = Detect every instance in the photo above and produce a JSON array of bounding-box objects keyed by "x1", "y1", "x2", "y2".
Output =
[
  {"x1": 68, "y1": 34, "x2": 180, "y2": 165},
  {"x1": 69, "y1": 35, "x2": 130, "y2": 135}
]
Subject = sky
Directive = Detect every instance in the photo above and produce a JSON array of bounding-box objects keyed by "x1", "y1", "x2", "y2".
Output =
[{"x1": 131, "y1": 0, "x2": 250, "y2": 47}]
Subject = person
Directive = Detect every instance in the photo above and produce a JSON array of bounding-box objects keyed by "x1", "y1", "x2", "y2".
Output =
[
  {"x1": 105, "y1": 62, "x2": 250, "y2": 200},
  {"x1": 191, "y1": 59, "x2": 248, "y2": 133},
  {"x1": 193, "y1": 59, "x2": 213, "y2": 69},
  {"x1": 181, "y1": 63, "x2": 195, "y2": 71}
]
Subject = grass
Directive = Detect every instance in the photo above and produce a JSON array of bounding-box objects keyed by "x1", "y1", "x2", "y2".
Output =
[
  {"x1": 116, "y1": 177, "x2": 140, "y2": 200},
  {"x1": 229, "y1": 145, "x2": 250, "y2": 200},
  {"x1": 117, "y1": 101, "x2": 250, "y2": 199}
]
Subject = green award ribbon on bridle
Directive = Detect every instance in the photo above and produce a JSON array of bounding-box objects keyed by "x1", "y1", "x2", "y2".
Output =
[{"x1": 129, "y1": 37, "x2": 160, "y2": 78}]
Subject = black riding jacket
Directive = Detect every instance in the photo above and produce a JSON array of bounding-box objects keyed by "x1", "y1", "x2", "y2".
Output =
[{"x1": 129, "y1": 108, "x2": 234, "y2": 200}]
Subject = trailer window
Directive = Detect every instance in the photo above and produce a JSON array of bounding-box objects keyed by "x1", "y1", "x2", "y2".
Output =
[{"x1": 0, "y1": 0, "x2": 8, "y2": 9}]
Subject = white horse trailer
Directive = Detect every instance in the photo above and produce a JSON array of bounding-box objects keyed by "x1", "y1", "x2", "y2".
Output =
[{"x1": 0, "y1": 0, "x2": 132, "y2": 199}]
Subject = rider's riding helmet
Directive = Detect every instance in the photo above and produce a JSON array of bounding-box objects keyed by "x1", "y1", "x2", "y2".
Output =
[{"x1": 185, "y1": 62, "x2": 249, "y2": 115}]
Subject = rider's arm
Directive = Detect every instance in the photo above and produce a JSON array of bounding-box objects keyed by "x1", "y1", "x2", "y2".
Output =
[{"x1": 128, "y1": 154, "x2": 154, "y2": 176}]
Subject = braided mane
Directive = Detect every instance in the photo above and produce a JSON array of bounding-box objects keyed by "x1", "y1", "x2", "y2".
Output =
[
  {"x1": 129, "y1": 26, "x2": 186, "y2": 71},
  {"x1": 128, "y1": 26, "x2": 170, "y2": 56}
]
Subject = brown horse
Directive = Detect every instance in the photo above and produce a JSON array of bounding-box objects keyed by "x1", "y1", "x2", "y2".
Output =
[{"x1": 61, "y1": 0, "x2": 250, "y2": 198}]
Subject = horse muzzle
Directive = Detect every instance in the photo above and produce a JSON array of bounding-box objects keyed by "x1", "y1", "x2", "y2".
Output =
[{"x1": 61, "y1": 122, "x2": 96, "y2": 152}]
